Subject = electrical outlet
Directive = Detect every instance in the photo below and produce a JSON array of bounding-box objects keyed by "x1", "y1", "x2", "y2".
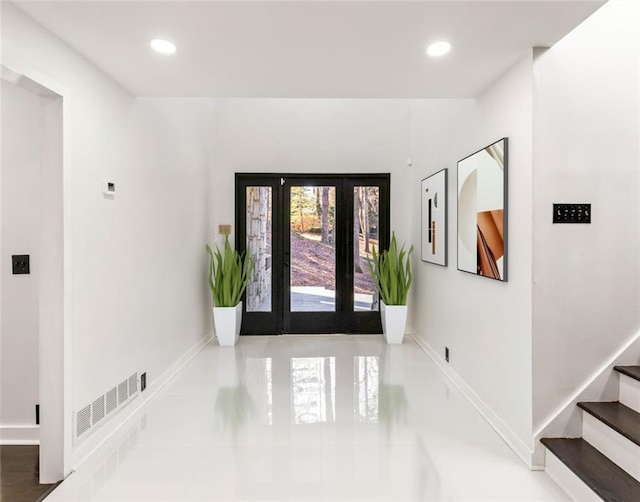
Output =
[
  {"x1": 445, "y1": 347, "x2": 450, "y2": 363},
  {"x1": 141, "y1": 372, "x2": 147, "y2": 391},
  {"x1": 102, "y1": 179, "x2": 116, "y2": 196}
]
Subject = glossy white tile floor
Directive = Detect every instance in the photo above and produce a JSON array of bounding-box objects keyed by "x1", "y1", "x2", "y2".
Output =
[{"x1": 45, "y1": 335, "x2": 568, "y2": 501}]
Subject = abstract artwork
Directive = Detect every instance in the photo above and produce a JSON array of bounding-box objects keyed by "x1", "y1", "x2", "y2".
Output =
[
  {"x1": 421, "y1": 169, "x2": 447, "y2": 266},
  {"x1": 457, "y1": 138, "x2": 508, "y2": 281}
]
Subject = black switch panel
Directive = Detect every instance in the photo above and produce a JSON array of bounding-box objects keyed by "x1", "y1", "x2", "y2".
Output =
[
  {"x1": 553, "y1": 203, "x2": 591, "y2": 224},
  {"x1": 12, "y1": 255, "x2": 30, "y2": 274}
]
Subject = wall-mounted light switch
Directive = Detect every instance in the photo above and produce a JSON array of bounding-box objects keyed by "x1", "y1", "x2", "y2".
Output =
[
  {"x1": 12, "y1": 255, "x2": 30, "y2": 274},
  {"x1": 553, "y1": 203, "x2": 591, "y2": 224},
  {"x1": 218, "y1": 224, "x2": 232, "y2": 236}
]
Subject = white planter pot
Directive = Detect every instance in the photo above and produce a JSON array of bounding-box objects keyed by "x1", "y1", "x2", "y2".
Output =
[
  {"x1": 380, "y1": 302, "x2": 407, "y2": 344},
  {"x1": 213, "y1": 302, "x2": 242, "y2": 347}
]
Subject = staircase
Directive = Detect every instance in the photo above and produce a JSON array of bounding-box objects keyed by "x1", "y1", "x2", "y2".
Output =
[{"x1": 541, "y1": 366, "x2": 640, "y2": 501}]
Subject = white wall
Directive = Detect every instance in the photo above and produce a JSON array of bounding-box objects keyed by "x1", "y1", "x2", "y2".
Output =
[
  {"x1": 68, "y1": 96, "x2": 213, "y2": 411},
  {"x1": 0, "y1": 80, "x2": 41, "y2": 441},
  {"x1": 409, "y1": 53, "x2": 535, "y2": 459},
  {"x1": 1, "y1": 3, "x2": 212, "y2": 475},
  {"x1": 209, "y1": 98, "x2": 484, "y2": 256},
  {"x1": 210, "y1": 99, "x2": 416, "y2": 247},
  {"x1": 532, "y1": 0, "x2": 640, "y2": 434}
]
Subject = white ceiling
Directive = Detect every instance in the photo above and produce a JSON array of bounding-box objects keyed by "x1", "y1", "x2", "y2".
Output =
[{"x1": 13, "y1": 1, "x2": 605, "y2": 98}]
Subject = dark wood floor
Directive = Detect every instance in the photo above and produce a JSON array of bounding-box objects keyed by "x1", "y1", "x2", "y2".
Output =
[{"x1": 0, "y1": 446, "x2": 59, "y2": 502}]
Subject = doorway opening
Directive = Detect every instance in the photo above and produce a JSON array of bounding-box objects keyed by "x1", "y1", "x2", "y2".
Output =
[
  {"x1": 0, "y1": 65, "x2": 65, "y2": 485},
  {"x1": 236, "y1": 174, "x2": 390, "y2": 335}
]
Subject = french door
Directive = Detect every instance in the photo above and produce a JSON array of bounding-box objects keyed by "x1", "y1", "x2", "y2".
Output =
[{"x1": 236, "y1": 174, "x2": 390, "y2": 335}]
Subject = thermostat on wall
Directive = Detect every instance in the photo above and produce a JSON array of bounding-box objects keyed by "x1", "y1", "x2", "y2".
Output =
[{"x1": 102, "y1": 180, "x2": 116, "y2": 196}]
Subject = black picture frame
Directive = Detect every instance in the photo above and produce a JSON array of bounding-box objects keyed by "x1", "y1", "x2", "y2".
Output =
[
  {"x1": 457, "y1": 138, "x2": 508, "y2": 282},
  {"x1": 421, "y1": 168, "x2": 448, "y2": 266}
]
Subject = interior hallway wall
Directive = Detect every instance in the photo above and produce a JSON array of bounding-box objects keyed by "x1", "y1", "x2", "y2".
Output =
[
  {"x1": 209, "y1": 99, "x2": 414, "y2": 247},
  {"x1": 208, "y1": 98, "x2": 479, "y2": 252},
  {"x1": 532, "y1": 0, "x2": 640, "y2": 434},
  {"x1": 2, "y1": 3, "x2": 213, "y2": 471},
  {"x1": 409, "y1": 53, "x2": 535, "y2": 460},
  {"x1": 0, "y1": 80, "x2": 42, "y2": 442}
]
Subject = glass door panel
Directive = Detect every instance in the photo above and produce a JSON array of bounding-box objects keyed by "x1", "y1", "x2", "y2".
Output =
[
  {"x1": 353, "y1": 186, "x2": 379, "y2": 312},
  {"x1": 246, "y1": 186, "x2": 272, "y2": 312},
  {"x1": 236, "y1": 176, "x2": 282, "y2": 335},
  {"x1": 290, "y1": 186, "x2": 336, "y2": 312}
]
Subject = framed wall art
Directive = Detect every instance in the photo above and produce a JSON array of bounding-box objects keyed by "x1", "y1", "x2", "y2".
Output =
[
  {"x1": 457, "y1": 138, "x2": 508, "y2": 281},
  {"x1": 421, "y1": 169, "x2": 447, "y2": 266}
]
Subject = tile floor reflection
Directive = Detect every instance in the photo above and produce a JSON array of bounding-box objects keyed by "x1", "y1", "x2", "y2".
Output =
[{"x1": 44, "y1": 336, "x2": 567, "y2": 501}]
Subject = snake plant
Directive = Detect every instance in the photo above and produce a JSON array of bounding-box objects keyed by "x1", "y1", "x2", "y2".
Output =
[
  {"x1": 206, "y1": 236, "x2": 254, "y2": 307},
  {"x1": 366, "y1": 232, "x2": 414, "y2": 305}
]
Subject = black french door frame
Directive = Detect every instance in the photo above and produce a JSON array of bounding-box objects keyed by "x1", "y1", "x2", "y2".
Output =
[{"x1": 236, "y1": 173, "x2": 390, "y2": 335}]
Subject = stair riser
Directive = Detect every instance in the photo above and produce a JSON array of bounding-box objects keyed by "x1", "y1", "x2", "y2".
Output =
[
  {"x1": 582, "y1": 413, "x2": 640, "y2": 482},
  {"x1": 619, "y1": 374, "x2": 640, "y2": 413},
  {"x1": 544, "y1": 448, "x2": 602, "y2": 502}
]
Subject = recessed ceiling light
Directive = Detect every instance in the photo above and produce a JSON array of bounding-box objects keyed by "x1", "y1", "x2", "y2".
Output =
[
  {"x1": 426, "y1": 41, "x2": 452, "y2": 58},
  {"x1": 150, "y1": 38, "x2": 177, "y2": 55}
]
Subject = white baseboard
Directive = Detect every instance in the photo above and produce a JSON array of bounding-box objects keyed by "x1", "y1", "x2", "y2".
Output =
[
  {"x1": 69, "y1": 332, "x2": 214, "y2": 470},
  {"x1": 408, "y1": 328, "x2": 538, "y2": 469},
  {"x1": 0, "y1": 425, "x2": 40, "y2": 445}
]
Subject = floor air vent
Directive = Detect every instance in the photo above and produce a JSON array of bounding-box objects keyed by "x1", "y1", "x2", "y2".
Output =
[
  {"x1": 106, "y1": 387, "x2": 117, "y2": 414},
  {"x1": 76, "y1": 404, "x2": 91, "y2": 438},
  {"x1": 74, "y1": 373, "x2": 138, "y2": 442},
  {"x1": 117, "y1": 381, "x2": 128, "y2": 405},
  {"x1": 129, "y1": 374, "x2": 137, "y2": 394},
  {"x1": 92, "y1": 396, "x2": 106, "y2": 425}
]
